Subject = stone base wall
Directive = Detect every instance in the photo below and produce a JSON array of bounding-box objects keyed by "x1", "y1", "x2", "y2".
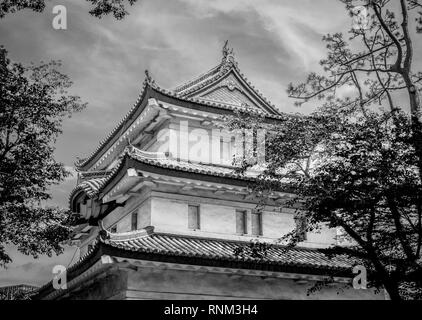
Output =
[{"x1": 59, "y1": 262, "x2": 385, "y2": 300}]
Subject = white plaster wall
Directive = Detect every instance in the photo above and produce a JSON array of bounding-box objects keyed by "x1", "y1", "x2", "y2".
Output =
[
  {"x1": 150, "y1": 196, "x2": 300, "y2": 240},
  {"x1": 117, "y1": 213, "x2": 131, "y2": 233},
  {"x1": 137, "y1": 198, "x2": 151, "y2": 229},
  {"x1": 112, "y1": 198, "x2": 152, "y2": 233},
  {"x1": 195, "y1": 203, "x2": 236, "y2": 234},
  {"x1": 261, "y1": 211, "x2": 295, "y2": 239},
  {"x1": 102, "y1": 191, "x2": 150, "y2": 232},
  {"x1": 305, "y1": 223, "x2": 337, "y2": 247},
  {"x1": 148, "y1": 195, "x2": 338, "y2": 248},
  {"x1": 102, "y1": 192, "x2": 338, "y2": 248},
  {"x1": 151, "y1": 197, "x2": 188, "y2": 230},
  {"x1": 145, "y1": 118, "x2": 235, "y2": 166}
]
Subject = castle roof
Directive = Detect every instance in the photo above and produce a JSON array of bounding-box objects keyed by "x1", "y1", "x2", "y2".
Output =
[
  {"x1": 70, "y1": 146, "x2": 283, "y2": 213},
  {"x1": 34, "y1": 227, "x2": 355, "y2": 300},
  {"x1": 74, "y1": 42, "x2": 290, "y2": 172}
]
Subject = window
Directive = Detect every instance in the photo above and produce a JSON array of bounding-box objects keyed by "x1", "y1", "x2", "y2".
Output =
[
  {"x1": 294, "y1": 212, "x2": 307, "y2": 242},
  {"x1": 188, "y1": 205, "x2": 200, "y2": 230},
  {"x1": 131, "y1": 211, "x2": 138, "y2": 231},
  {"x1": 87, "y1": 244, "x2": 93, "y2": 252},
  {"x1": 110, "y1": 225, "x2": 117, "y2": 233},
  {"x1": 251, "y1": 210, "x2": 263, "y2": 236},
  {"x1": 220, "y1": 134, "x2": 236, "y2": 165},
  {"x1": 236, "y1": 210, "x2": 248, "y2": 235}
]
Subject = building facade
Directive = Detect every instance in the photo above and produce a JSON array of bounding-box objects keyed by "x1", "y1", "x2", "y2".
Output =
[{"x1": 35, "y1": 44, "x2": 384, "y2": 300}]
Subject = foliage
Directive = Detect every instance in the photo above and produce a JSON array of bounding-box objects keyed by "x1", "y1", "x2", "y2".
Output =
[
  {"x1": 0, "y1": 49, "x2": 85, "y2": 266},
  {"x1": 227, "y1": 0, "x2": 422, "y2": 300}
]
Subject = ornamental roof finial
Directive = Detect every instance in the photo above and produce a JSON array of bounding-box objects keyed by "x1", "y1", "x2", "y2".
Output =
[
  {"x1": 220, "y1": 40, "x2": 236, "y2": 74},
  {"x1": 222, "y1": 40, "x2": 234, "y2": 59},
  {"x1": 145, "y1": 69, "x2": 152, "y2": 83},
  {"x1": 222, "y1": 40, "x2": 229, "y2": 58},
  {"x1": 145, "y1": 68, "x2": 158, "y2": 85}
]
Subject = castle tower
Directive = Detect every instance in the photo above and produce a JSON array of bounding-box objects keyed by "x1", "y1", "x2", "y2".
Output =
[{"x1": 35, "y1": 44, "x2": 383, "y2": 300}]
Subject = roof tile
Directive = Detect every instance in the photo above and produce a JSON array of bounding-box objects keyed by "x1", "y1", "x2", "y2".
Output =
[{"x1": 104, "y1": 232, "x2": 353, "y2": 271}]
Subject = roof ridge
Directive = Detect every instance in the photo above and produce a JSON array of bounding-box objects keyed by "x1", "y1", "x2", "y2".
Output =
[
  {"x1": 103, "y1": 228, "x2": 332, "y2": 253},
  {"x1": 150, "y1": 232, "x2": 331, "y2": 252},
  {"x1": 173, "y1": 63, "x2": 223, "y2": 93}
]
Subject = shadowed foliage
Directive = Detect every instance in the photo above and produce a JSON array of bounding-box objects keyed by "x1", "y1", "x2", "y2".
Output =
[
  {"x1": 0, "y1": 48, "x2": 85, "y2": 266},
  {"x1": 228, "y1": 0, "x2": 422, "y2": 300}
]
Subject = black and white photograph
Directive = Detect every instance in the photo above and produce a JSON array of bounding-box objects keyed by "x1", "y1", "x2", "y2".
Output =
[{"x1": 1, "y1": 0, "x2": 422, "y2": 308}]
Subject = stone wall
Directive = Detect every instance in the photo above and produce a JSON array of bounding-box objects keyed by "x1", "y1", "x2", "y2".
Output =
[
  {"x1": 60, "y1": 261, "x2": 383, "y2": 300},
  {"x1": 124, "y1": 265, "x2": 384, "y2": 300}
]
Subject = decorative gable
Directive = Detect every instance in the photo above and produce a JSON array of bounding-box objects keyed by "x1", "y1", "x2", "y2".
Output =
[
  {"x1": 190, "y1": 72, "x2": 269, "y2": 113},
  {"x1": 174, "y1": 42, "x2": 280, "y2": 115}
]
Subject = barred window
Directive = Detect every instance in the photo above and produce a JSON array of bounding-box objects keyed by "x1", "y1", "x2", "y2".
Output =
[
  {"x1": 131, "y1": 211, "x2": 138, "y2": 231},
  {"x1": 251, "y1": 210, "x2": 263, "y2": 236},
  {"x1": 188, "y1": 205, "x2": 200, "y2": 230},
  {"x1": 236, "y1": 210, "x2": 248, "y2": 235}
]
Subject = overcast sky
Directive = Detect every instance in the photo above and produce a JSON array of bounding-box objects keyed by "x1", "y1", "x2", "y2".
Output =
[{"x1": 0, "y1": 0, "x2": 420, "y2": 287}]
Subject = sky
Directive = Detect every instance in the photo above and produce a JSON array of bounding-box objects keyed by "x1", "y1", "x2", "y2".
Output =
[{"x1": 0, "y1": 0, "x2": 420, "y2": 287}]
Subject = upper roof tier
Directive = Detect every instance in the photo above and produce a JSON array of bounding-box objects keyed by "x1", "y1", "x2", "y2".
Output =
[
  {"x1": 173, "y1": 41, "x2": 280, "y2": 115},
  {"x1": 75, "y1": 42, "x2": 287, "y2": 171}
]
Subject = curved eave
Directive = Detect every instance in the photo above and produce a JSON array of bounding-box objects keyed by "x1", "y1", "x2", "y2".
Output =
[
  {"x1": 75, "y1": 81, "x2": 152, "y2": 171},
  {"x1": 98, "y1": 151, "x2": 296, "y2": 205},
  {"x1": 99, "y1": 155, "x2": 254, "y2": 201},
  {"x1": 69, "y1": 162, "x2": 124, "y2": 211},
  {"x1": 34, "y1": 232, "x2": 354, "y2": 300},
  {"x1": 33, "y1": 239, "x2": 105, "y2": 300}
]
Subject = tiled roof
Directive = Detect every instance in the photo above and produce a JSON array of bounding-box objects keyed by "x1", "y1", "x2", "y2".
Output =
[
  {"x1": 70, "y1": 176, "x2": 110, "y2": 199},
  {"x1": 79, "y1": 170, "x2": 113, "y2": 181},
  {"x1": 70, "y1": 146, "x2": 260, "y2": 207},
  {"x1": 129, "y1": 146, "x2": 259, "y2": 180},
  {"x1": 0, "y1": 284, "x2": 38, "y2": 299},
  {"x1": 173, "y1": 64, "x2": 222, "y2": 94},
  {"x1": 69, "y1": 159, "x2": 124, "y2": 206},
  {"x1": 34, "y1": 229, "x2": 355, "y2": 299},
  {"x1": 104, "y1": 231, "x2": 353, "y2": 272}
]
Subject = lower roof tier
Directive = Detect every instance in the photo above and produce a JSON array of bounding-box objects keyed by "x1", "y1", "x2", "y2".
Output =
[{"x1": 34, "y1": 227, "x2": 358, "y2": 299}]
